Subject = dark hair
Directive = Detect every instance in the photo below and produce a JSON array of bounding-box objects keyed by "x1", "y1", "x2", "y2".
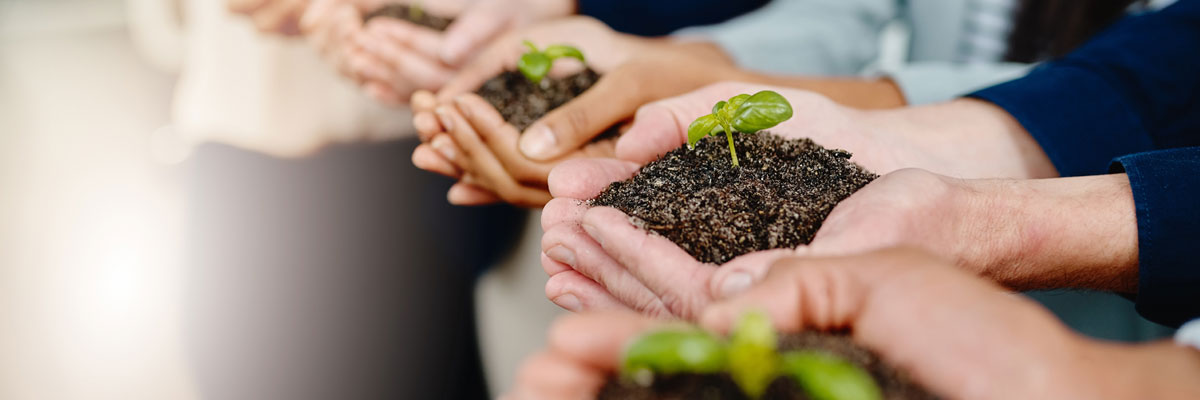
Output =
[{"x1": 1005, "y1": 0, "x2": 1147, "y2": 62}]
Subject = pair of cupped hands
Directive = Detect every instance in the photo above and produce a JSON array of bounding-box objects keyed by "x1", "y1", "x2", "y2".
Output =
[{"x1": 228, "y1": 0, "x2": 578, "y2": 103}]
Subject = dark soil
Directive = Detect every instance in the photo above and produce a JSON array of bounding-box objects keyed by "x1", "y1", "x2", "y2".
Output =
[
  {"x1": 475, "y1": 69, "x2": 619, "y2": 140},
  {"x1": 596, "y1": 332, "x2": 937, "y2": 400},
  {"x1": 592, "y1": 133, "x2": 877, "y2": 265},
  {"x1": 363, "y1": 4, "x2": 453, "y2": 31}
]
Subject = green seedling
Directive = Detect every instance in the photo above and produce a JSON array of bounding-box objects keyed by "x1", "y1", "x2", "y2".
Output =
[
  {"x1": 687, "y1": 90, "x2": 794, "y2": 167},
  {"x1": 781, "y1": 351, "x2": 882, "y2": 400},
  {"x1": 622, "y1": 329, "x2": 727, "y2": 386},
  {"x1": 517, "y1": 41, "x2": 585, "y2": 85},
  {"x1": 620, "y1": 311, "x2": 881, "y2": 400},
  {"x1": 728, "y1": 311, "x2": 780, "y2": 398}
]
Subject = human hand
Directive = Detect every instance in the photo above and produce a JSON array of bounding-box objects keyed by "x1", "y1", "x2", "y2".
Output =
[
  {"x1": 408, "y1": 17, "x2": 655, "y2": 206},
  {"x1": 512, "y1": 248, "x2": 1196, "y2": 400},
  {"x1": 412, "y1": 95, "x2": 618, "y2": 207},
  {"x1": 228, "y1": 0, "x2": 310, "y2": 35},
  {"x1": 543, "y1": 159, "x2": 1142, "y2": 316}
]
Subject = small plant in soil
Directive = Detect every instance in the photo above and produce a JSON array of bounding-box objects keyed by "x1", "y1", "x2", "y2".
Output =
[
  {"x1": 599, "y1": 312, "x2": 932, "y2": 400},
  {"x1": 363, "y1": 2, "x2": 453, "y2": 31},
  {"x1": 687, "y1": 91, "x2": 795, "y2": 167},
  {"x1": 476, "y1": 42, "x2": 615, "y2": 137},
  {"x1": 517, "y1": 41, "x2": 585, "y2": 85}
]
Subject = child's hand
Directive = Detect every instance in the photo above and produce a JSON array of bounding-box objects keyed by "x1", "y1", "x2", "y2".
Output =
[{"x1": 413, "y1": 94, "x2": 617, "y2": 207}]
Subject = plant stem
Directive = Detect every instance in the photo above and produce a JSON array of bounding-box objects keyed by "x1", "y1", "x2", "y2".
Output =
[{"x1": 724, "y1": 126, "x2": 740, "y2": 167}]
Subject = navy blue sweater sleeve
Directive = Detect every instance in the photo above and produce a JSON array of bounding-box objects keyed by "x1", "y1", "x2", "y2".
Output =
[
  {"x1": 578, "y1": 0, "x2": 768, "y2": 37},
  {"x1": 969, "y1": 0, "x2": 1200, "y2": 177},
  {"x1": 1111, "y1": 148, "x2": 1200, "y2": 327}
]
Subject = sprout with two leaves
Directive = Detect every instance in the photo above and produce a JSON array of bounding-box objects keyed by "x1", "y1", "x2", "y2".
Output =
[
  {"x1": 621, "y1": 311, "x2": 881, "y2": 400},
  {"x1": 517, "y1": 41, "x2": 585, "y2": 85},
  {"x1": 687, "y1": 91, "x2": 794, "y2": 167}
]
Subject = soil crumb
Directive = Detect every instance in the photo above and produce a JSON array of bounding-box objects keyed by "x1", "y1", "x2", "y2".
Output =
[
  {"x1": 592, "y1": 133, "x2": 877, "y2": 265},
  {"x1": 363, "y1": 4, "x2": 453, "y2": 31},
  {"x1": 596, "y1": 332, "x2": 937, "y2": 400}
]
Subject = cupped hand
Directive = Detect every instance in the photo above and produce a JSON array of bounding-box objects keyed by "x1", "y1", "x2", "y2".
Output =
[
  {"x1": 509, "y1": 248, "x2": 1111, "y2": 400},
  {"x1": 415, "y1": 95, "x2": 617, "y2": 207},
  {"x1": 701, "y1": 247, "x2": 1102, "y2": 400}
]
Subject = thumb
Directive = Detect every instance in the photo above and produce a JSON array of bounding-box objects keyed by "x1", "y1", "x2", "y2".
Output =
[
  {"x1": 439, "y1": 7, "x2": 511, "y2": 66},
  {"x1": 518, "y1": 71, "x2": 648, "y2": 161}
]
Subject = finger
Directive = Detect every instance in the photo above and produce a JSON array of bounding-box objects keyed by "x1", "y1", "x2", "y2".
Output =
[
  {"x1": 300, "y1": 0, "x2": 340, "y2": 33},
  {"x1": 613, "y1": 101, "x2": 692, "y2": 165},
  {"x1": 411, "y1": 90, "x2": 440, "y2": 115},
  {"x1": 519, "y1": 70, "x2": 648, "y2": 161},
  {"x1": 708, "y1": 248, "x2": 808, "y2": 301},
  {"x1": 547, "y1": 158, "x2": 640, "y2": 199},
  {"x1": 545, "y1": 269, "x2": 631, "y2": 313},
  {"x1": 510, "y1": 351, "x2": 607, "y2": 400},
  {"x1": 447, "y1": 181, "x2": 502, "y2": 206},
  {"x1": 412, "y1": 143, "x2": 462, "y2": 178},
  {"x1": 455, "y1": 94, "x2": 554, "y2": 185},
  {"x1": 439, "y1": 104, "x2": 553, "y2": 207},
  {"x1": 541, "y1": 224, "x2": 673, "y2": 318},
  {"x1": 547, "y1": 311, "x2": 660, "y2": 371},
  {"x1": 412, "y1": 111, "x2": 443, "y2": 142},
  {"x1": 363, "y1": 81, "x2": 408, "y2": 106},
  {"x1": 368, "y1": 29, "x2": 454, "y2": 91},
  {"x1": 581, "y1": 206, "x2": 714, "y2": 319},
  {"x1": 699, "y1": 251, "x2": 912, "y2": 335},
  {"x1": 541, "y1": 197, "x2": 587, "y2": 232},
  {"x1": 366, "y1": 18, "x2": 445, "y2": 63},
  {"x1": 439, "y1": 8, "x2": 511, "y2": 66}
]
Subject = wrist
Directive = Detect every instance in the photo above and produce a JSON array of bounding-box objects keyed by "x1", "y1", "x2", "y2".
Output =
[
  {"x1": 965, "y1": 174, "x2": 1139, "y2": 291},
  {"x1": 868, "y1": 98, "x2": 1058, "y2": 179}
]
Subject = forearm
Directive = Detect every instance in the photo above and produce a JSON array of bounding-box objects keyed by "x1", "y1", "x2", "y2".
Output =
[
  {"x1": 965, "y1": 173, "x2": 1139, "y2": 292},
  {"x1": 734, "y1": 70, "x2": 907, "y2": 109},
  {"x1": 867, "y1": 98, "x2": 1059, "y2": 179}
]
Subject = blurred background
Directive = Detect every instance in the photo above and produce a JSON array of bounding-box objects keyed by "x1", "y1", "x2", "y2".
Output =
[{"x1": 1, "y1": 0, "x2": 192, "y2": 398}]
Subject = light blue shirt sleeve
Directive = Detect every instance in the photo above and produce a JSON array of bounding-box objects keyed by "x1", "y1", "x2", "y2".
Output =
[
  {"x1": 672, "y1": 0, "x2": 897, "y2": 76},
  {"x1": 888, "y1": 62, "x2": 1033, "y2": 105}
]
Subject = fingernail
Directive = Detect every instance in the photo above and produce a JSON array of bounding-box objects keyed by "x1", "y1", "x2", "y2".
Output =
[
  {"x1": 435, "y1": 106, "x2": 455, "y2": 132},
  {"x1": 519, "y1": 124, "x2": 558, "y2": 160},
  {"x1": 553, "y1": 294, "x2": 581, "y2": 312},
  {"x1": 545, "y1": 246, "x2": 576, "y2": 267},
  {"x1": 581, "y1": 223, "x2": 604, "y2": 247},
  {"x1": 431, "y1": 136, "x2": 456, "y2": 161},
  {"x1": 719, "y1": 272, "x2": 753, "y2": 298}
]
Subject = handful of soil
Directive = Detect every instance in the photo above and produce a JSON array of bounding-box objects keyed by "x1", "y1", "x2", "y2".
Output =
[
  {"x1": 592, "y1": 133, "x2": 877, "y2": 265},
  {"x1": 363, "y1": 4, "x2": 453, "y2": 31},
  {"x1": 475, "y1": 69, "x2": 615, "y2": 135},
  {"x1": 598, "y1": 332, "x2": 936, "y2": 400}
]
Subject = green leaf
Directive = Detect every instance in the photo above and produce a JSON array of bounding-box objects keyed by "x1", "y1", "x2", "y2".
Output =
[
  {"x1": 544, "y1": 44, "x2": 586, "y2": 63},
  {"x1": 687, "y1": 114, "x2": 721, "y2": 149},
  {"x1": 781, "y1": 351, "x2": 882, "y2": 400},
  {"x1": 731, "y1": 90, "x2": 793, "y2": 133},
  {"x1": 729, "y1": 311, "x2": 779, "y2": 398},
  {"x1": 622, "y1": 329, "x2": 728, "y2": 384},
  {"x1": 518, "y1": 51, "x2": 552, "y2": 84},
  {"x1": 522, "y1": 40, "x2": 540, "y2": 53},
  {"x1": 712, "y1": 101, "x2": 728, "y2": 117}
]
